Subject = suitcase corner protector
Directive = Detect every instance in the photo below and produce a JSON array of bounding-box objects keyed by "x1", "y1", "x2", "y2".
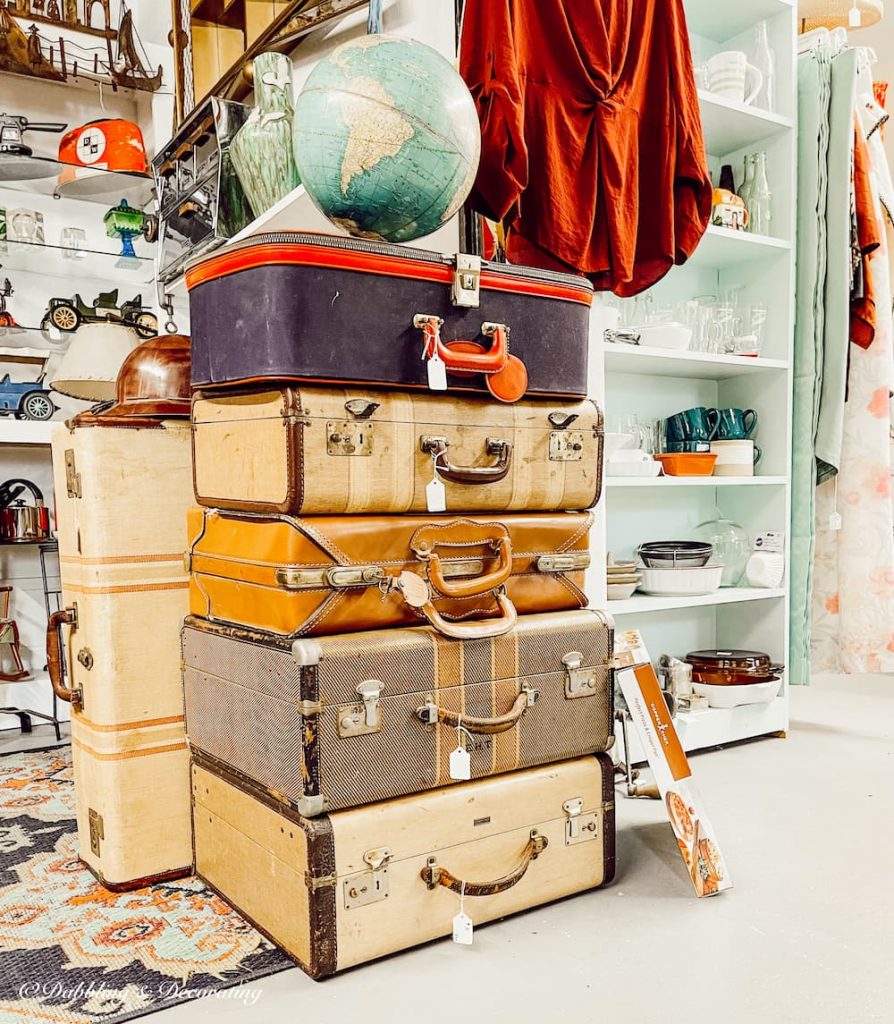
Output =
[
  {"x1": 297, "y1": 795, "x2": 326, "y2": 817},
  {"x1": 292, "y1": 638, "x2": 323, "y2": 666}
]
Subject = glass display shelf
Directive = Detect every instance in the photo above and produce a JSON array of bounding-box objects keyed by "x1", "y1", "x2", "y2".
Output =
[
  {"x1": 0, "y1": 155, "x2": 155, "y2": 207},
  {"x1": 0, "y1": 238, "x2": 155, "y2": 284}
]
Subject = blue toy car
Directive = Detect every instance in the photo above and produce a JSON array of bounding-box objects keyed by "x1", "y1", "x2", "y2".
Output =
[{"x1": 0, "y1": 374, "x2": 56, "y2": 421}]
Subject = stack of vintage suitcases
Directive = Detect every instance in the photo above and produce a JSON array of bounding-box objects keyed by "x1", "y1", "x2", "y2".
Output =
[{"x1": 50, "y1": 230, "x2": 616, "y2": 979}]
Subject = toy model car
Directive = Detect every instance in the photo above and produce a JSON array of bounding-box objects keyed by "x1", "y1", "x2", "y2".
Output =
[
  {"x1": 0, "y1": 374, "x2": 56, "y2": 421},
  {"x1": 41, "y1": 289, "x2": 158, "y2": 338}
]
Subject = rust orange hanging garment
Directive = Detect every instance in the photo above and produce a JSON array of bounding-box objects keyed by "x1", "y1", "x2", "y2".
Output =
[{"x1": 460, "y1": 0, "x2": 713, "y2": 296}]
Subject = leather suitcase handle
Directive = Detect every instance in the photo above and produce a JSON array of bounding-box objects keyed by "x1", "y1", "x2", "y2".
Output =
[
  {"x1": 420, "y1": 590, "x2": 517, "y2": 639},
  {"x1": 46, "y1": 607, "x2": 82, "y2": 709},
  {"x1": 412, "y1": 521, "x2": 513, "y2": 600},
  {"x1": 428, "y1": 537, "x2": 512, "y2": 599},
  {"x1": 421, "y1": 830, "x2": 548, "y2": 895},
  {"x1": 414, "y1": 314, "x2": 508, "y2": 374},
  {"x1": 421, "y1": 437, "x2": 512, "y2": 486},
  {"x1": 417, "y1": 685, "x2": 538, "y2": 734}
]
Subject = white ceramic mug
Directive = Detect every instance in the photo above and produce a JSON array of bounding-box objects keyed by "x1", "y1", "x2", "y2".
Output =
[
  {"x1": 710, "y1": 439, "x2": 761, "y2": 477},
  {"x1": 707, "y1": 51, "x2": 762, "y2": 106}
]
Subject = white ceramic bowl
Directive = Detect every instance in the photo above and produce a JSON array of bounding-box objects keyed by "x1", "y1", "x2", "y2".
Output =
[
  {"x1": 636, "y1": 564, "x2": 724, "y2": 596},
  {"x1": 692, "y1": 678, "x2": 782, "y2": 708},
  {"x1": 607, "y1": 460, "x2": 662, "y2": 477},
  {"x1": 633, "y1": 323, "x2": 692, "y2": 351},
  {"x1": 607, "y1": 581, "x2": 639, "y2": 600},
  {"x1": 605, "y1": 432, "x2": 635, "y2": 457}
]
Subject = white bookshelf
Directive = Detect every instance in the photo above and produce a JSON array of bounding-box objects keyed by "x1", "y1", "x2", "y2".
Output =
[{"x1": 596, "y1": 0, "x2": 797, "y2": 754}]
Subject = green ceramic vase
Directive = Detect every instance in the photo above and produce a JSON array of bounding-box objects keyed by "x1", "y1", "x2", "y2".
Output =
[{"x1": 230, "y1": 52, "x2": 300, "y2": 217}]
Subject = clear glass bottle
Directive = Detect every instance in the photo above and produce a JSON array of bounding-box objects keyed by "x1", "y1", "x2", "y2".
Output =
[
  {"x1": 752, "y1": 20, "x2": 776, "y2": 113},
  {"x1": 751, "y1": 151, "x2": 772, "y2": 236},
  {"x1": 739, "y1": 154, "x2": 756, "y2": 231}
]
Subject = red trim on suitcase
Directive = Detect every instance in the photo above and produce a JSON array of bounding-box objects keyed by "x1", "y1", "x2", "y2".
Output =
[{"x1": 185, "y1": 243, "x2": 593, "y2": 307}]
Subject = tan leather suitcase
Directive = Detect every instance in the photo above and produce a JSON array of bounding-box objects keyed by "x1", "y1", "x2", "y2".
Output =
[
  {"x1": 192, "y1": 752, "x2": 615, "y2": 979},
  {"x1": 191, "y1": 386, "x2": 603, "y2": 515},
  {"x1": 48, "y1": 420, "x2": 193, "y2": 890},
  {"x1": 188, "y1": 507, "x2": 592, "y2": 639},
  {"x1": 182, "y1": 609, "x2": 613, "y2": 816}
]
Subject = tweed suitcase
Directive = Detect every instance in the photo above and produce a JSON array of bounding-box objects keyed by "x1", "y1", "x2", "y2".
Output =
[
  {"x1": 48, "y1": 420, "x2": 193, "y2": 890},
  {"x1": 182, "y1": 609, "x2": 613, "y2": 816},
  {"x1": 192, "y1": 752, "x2": 615, "y2": 978},
  {"x1": 191, "y1": 385, "x2": 604, "y2": 515},
  {"x1": 185, "y1": 232, "x2": 593, "y2": 399},
  {"x1": 187, "y1": 507, "x2": 592, "y2": 639}
]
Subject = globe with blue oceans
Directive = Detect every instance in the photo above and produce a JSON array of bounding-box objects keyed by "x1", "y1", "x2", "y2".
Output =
[{"x1": 293, "y1": 35, "x2": 481, "y2": 243}]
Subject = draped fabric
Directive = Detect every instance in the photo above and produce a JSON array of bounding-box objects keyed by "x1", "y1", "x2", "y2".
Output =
[{"x1": 811, "y1": 86, "x2": 894, "y2": 673}]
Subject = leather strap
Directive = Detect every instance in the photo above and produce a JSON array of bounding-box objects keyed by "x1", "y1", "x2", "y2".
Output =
[
  {"x1": 412, "y1": 520, "x2": 513, "y2": 599},
  {"x1": 419, "y1": 590, "x2": 517, "y2": 639},
  {"x1": 420, "y1": 831, "x2": 548, "y2": 896},
  {"x1": 46, "y1": 607, "x2": 82, "y2": 708},
  {"x1": 422, "y1": 437, "x2": 512, "y2": 486},
  {"x1": 418, "y1": 691, "x2": 531, "y2": 735},
  {"x1": 414, "y1": 314, "x2": 509, "y2": 374}
]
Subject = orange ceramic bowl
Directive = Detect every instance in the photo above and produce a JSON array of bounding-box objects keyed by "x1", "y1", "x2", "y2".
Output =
[{"x1": 654, "y1": 452, "x2": 718, "y2": 477}]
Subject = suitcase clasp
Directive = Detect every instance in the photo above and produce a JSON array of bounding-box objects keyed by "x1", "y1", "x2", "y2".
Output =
[
  {"x1": 337, "y1": 679, "x2": 384, "y2": 738},
  {"x1": 562, "y1": 651, "x2": 599, "y2": 699},
  {"x1": 563, "y1": 797, "x2": 599, "y2": 845},
  {"x1": 537, "y1": 552, "x2": 591, "y2": 574},
  {"x1": 451, "y1": 253, "x2": 481, "y2": 307},
  {"x1": 343, "y1": 847, "x2": 392, "y2": 909}
]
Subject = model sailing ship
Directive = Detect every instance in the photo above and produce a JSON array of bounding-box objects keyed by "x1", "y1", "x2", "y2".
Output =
[{"x1": 0, "y1": 0, "x2": 162, "y2": 92}]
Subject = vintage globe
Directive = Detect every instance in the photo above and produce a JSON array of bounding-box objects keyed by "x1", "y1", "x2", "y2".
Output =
[{"x1": 293, "y1": 35, "x2": 481, "y2": 243}]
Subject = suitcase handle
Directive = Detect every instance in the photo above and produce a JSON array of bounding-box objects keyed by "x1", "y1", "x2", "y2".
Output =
[
  {"x1": 420, "y1": 437, "x2": 513, "y2": 486},
  {"x1": 420, "y1": 589, "x2": 518, "y2": 639},
  {"x1": 420, "y1": 829, "x2": 548, "y2": 895},
  {"x1": 417, "y1": 682, "x2": 538, "y2": 734},
  {"x1": 46, "y1": 607, "x2": 83, "y2": 709},
  {"x1": 414, "y1": 314, "x2": 508, "y2": 374},
  {"x1": 412, "y1": 521, "x2": 513, "y2": 599}
]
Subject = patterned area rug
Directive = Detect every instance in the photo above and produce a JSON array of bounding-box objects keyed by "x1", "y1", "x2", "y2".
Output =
[{"x1": 0, "y1": 747, "x2": 293, "y2": 1023}]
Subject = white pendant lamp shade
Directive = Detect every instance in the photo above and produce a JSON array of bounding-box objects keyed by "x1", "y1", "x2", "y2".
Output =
[
  {"x1": 49, "y1": 322, "x2": 142, "y2": 402},
  {"x1": 800, "y1": 0, "x2": 884, "y2": 29}
]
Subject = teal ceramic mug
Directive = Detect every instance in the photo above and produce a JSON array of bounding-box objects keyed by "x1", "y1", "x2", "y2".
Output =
[
  {"x1": 707, "y1": 407, "x2": 758, "y2": 440},
  {"x1": 665, "y1": 407, "x2": 719, "y2": 445}
]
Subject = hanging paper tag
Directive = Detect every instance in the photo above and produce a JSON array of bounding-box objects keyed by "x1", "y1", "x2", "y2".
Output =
[
  {"x1": 452, "y1": 911, "x2": 474, "y2": 944},
  {"x1": 449, "y1": 745, "x2": 471, "y2": 780},
  {"x1": 829, "y1": 512, "x2": 842, "y2": 531},
  {"x1": 427, "y1": 351, "x2": 448, "y2": 391},
  {"x1": 397, "y1": 570, "x2": 430, "y2": 609},
  {"x1": 427, "y1": 477, "x2": 447, "y2": 513},
  {"x1": 849, "y1": 4, "x2": 862, "y2": 27}
]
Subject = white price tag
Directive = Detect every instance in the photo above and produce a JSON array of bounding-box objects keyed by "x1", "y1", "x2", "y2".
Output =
[
  {"x1": 829, "y1": 512, "x2": 842, "y2": 531},
  {"x1": 449, "y1": 745, "x2": 471, "y2": 780},
  {"x1": 426, "y1": 477, "x2": 447, "y2": 512},
  {"x1": 452, "y1": 911, "x2": 474, "y2": 945},
  {"x1": 427, "y1": 351, "x2": 448, "y2": 391}
]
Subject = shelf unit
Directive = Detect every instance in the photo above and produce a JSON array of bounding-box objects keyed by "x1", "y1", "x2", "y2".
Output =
[{"x1": 596, "y1": 0, "x2": 797, "y2": 754}]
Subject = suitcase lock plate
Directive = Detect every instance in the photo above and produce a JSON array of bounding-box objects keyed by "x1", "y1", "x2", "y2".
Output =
[
  {"x1": 452, "y1": 253, "x2": 481, "y2": 307},
  {"x1": 64, "y1": 449, "x2": 81, "y2": 498},
  {"x1": 537, "y1": 552, "x2": 591, "y2": 573},
  {"x1": 337, "y1": 679, "x2": 384, "y2": 738},
  {"x1": 562, "y1": 651, "x2": 598, "y2": 699},
  {"x1": 549, "y1": 430, "x2": 585, "y2": 461},
  {"x1": 343, "y1": 847, "x2": 392, "y2": 909},
  {"x1": 327, "y1": 420, "x2": 373, "y2": 456},
  {"x1": 562, "y1": 798, "x2": 599, "y2": 845},
  {"x1": 88, "y1": 808, "x2": 104, "y2": 856}
]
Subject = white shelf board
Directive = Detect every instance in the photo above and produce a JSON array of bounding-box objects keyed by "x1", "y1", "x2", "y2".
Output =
[
  {"x1": 698, "y1": 91, "x2": 793, "y2": 155},
  {"x1": 605, "y1": 475, "x2": 787, "y2": 489},
  {"x1": 686, "y1": 0, "x2": 793, "y2": 42},
  {"x1": 607, "y1": 587, "x2": 786, "y2": 616},
  {"x1": 602, "y1": 343, "x2": 788, "y2": 379},
  {"x1": 690, "y1": 225, "x2": 791, "y2": 269},
  {"x1": 0, "y1": 419, "x2": 55, "y2": 446}
]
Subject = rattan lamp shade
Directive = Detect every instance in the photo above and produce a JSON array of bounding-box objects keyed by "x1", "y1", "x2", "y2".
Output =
[{"x1": 800, "y1": 0, "x2": 884, "y2": 29}]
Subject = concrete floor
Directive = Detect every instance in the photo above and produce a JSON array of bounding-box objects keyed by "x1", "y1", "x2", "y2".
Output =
[{"x1": 4, "y1": 675, "x2": 893, "y2": 1024}]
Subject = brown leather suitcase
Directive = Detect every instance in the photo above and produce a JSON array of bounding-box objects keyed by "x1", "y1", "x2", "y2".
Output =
[
  {"x1": 191, "y1": 386, "x2": 604, "y2": 515},
  {"x1": 182, "y1": 609, "x2": 613, "y2": 816},
  {"x1": 185, "y1": 233, "x2": 593, "y2": 400},
  {"x1": 192, "y1": 752, "x2": 615, "y2": 979},
  {"x1": 188, "y1": 508, "x2": 592, "y2": 639}
]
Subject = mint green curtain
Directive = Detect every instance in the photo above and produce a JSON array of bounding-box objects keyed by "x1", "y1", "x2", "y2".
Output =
[{"x1": 790, "y1": 47, "x2": 858, "y2": 685}]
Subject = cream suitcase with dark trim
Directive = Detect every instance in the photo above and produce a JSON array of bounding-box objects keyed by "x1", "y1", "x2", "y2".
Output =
[
  {"x1": 49, "y1": 420, "x2": 193, "y2": 890},
  {"x1": 192, "y1": 752, "x2": 615, "y2": 979}
]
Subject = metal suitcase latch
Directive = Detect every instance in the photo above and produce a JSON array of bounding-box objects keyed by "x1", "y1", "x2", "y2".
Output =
[
  {"x1": 275, "y1": 565, "x2": 386, "y2": 590},
  {"x1": 451, "y1": 253, "x2": 481, "y2": 307},
  {"x1": 549, "y1": 430, "x2": 585, "y2": 461},
  {"x1": 562, "y1": 651, "x2": 598, "y2": 699},
  {"x1": 64, "y1": 449, "x2": 81, "y2": 498},
  {"x1": 338, "y1": 679, "x2": 384, "y2": 738},
  {"x1": 343, "y1": 847, "x2": 392, "y2": 909},
  {"x1": 88, "y1": 808, "x2": 104, "y2": 856},
  {"x1": 562, "y1": 798, "x2": 599, "y2": 845},
  {"x1": 327, "y1": 419, "x2": 373, "y2": 456},
  {"x1": 537, "y1": 552, "x2": 591, "y2": 573}
]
